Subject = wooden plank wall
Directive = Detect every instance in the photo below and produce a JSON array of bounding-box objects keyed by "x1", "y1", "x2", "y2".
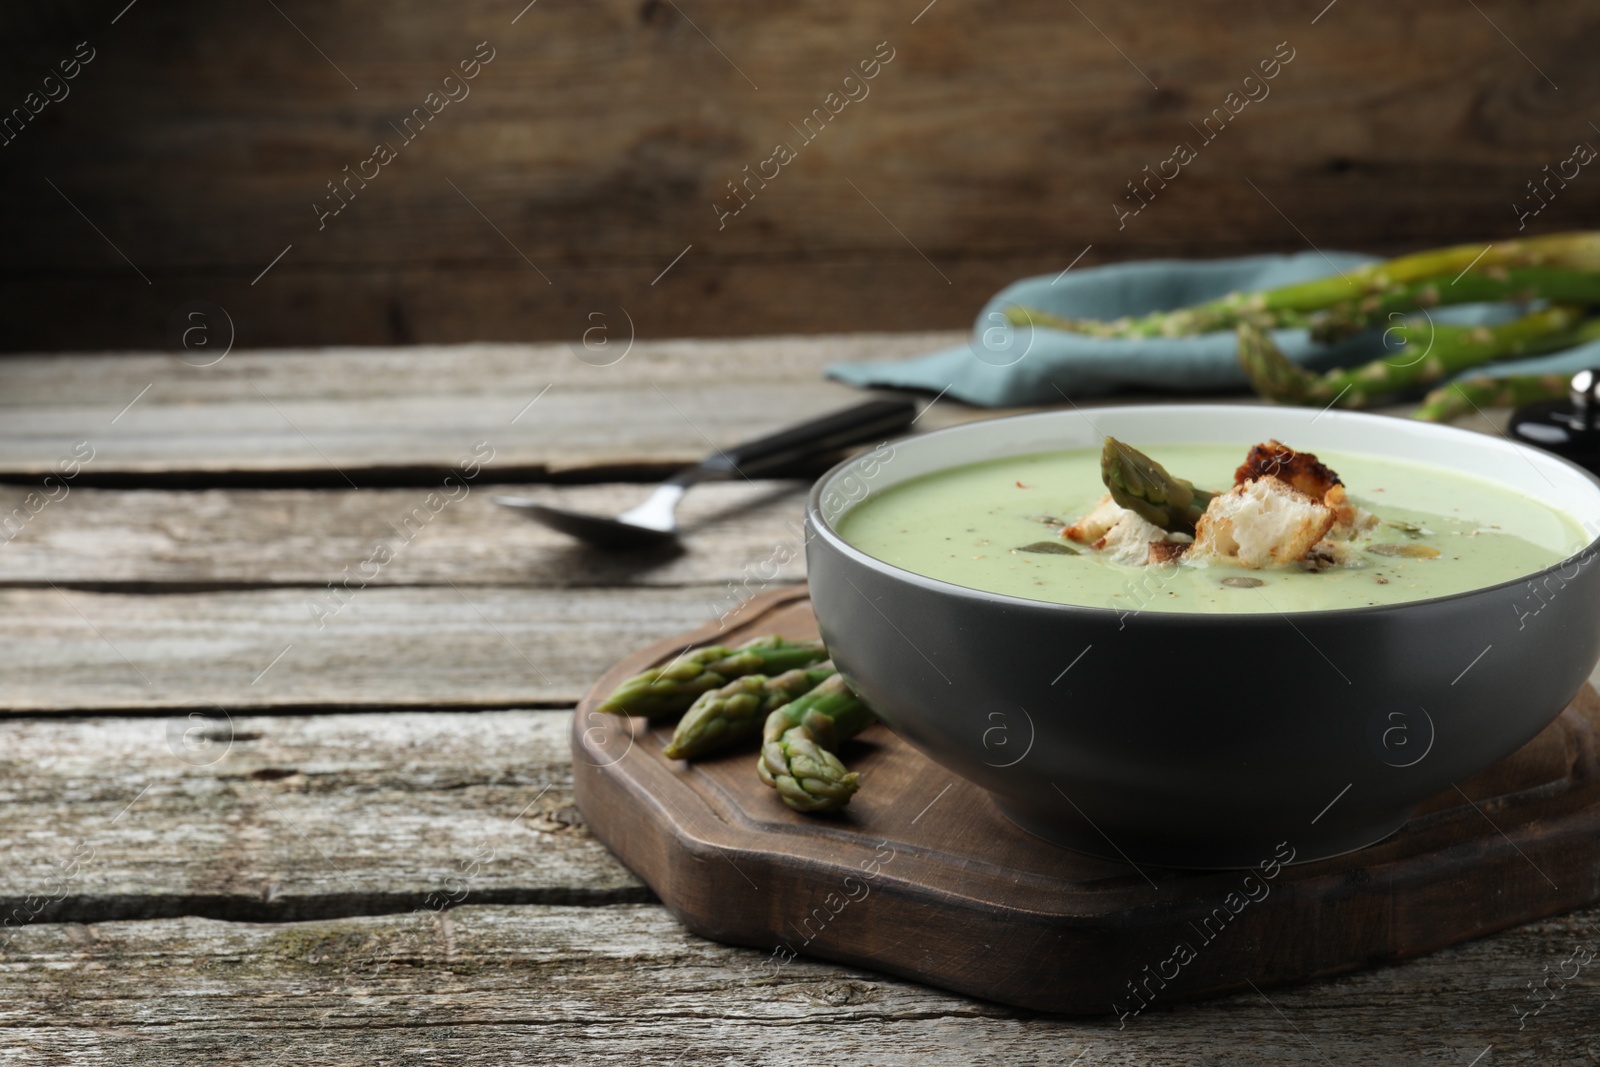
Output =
[{"x1": 2, "y1": 0, "x2": 1598, "y2": 351}]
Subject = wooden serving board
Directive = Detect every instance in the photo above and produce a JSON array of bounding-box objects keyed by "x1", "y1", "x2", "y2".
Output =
[{"x1": 572, "y1": 585, "x2": 1600, "y2": 1016}]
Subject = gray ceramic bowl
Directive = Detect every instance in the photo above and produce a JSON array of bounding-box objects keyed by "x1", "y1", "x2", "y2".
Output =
[{"x1": 806, "y1": 406, "x2": 1600, "y2": 868}]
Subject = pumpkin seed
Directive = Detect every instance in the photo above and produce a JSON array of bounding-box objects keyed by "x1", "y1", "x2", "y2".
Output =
[
  {"x1": 1013, "y1": 540, "x2": 1079, "y2": 555},
  {"x1": 1367, "y1": 542, "x2": 1441, "y2": 559}
]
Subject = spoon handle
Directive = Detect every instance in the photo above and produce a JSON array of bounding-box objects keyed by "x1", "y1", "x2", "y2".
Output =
[{"x1": 684, "y1": 397, "x2": 918, "y2": 481}]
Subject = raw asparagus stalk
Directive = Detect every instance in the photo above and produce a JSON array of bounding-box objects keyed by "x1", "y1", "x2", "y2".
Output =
[
  {"x1": 1004, "y1": 299, "x2": 1307, "y2": 338},
  {"x1": 1236, "y1": 308, "x2": 1600, "y2": 408},
  {"x1": 758, "y1": 724, "x2": 861, "y2": 813},
  {"x1": 596, "y1": 635, "x2": 829, "y2": 719},
  {"x1": 1308, "y1": 267, "x2": 1600, "y2": 342},
  {"x1": 1006, "y1": 232, "x2": 1600, "y2": 338},
  {"x1": 756, "y1": 675, "x2": 875, "y2": 813},
  {"x1": 1100, "y1": 437, "x2": 1217, "y2": 535},
  {"x1": 662, "y1": 664, "x2": 838, "y2": 760},
  {"x1": 1412, "y1": 374, "x2": 1571, "y2": 423},
  {"x1": 762, "y1": 673, "x2": 877, "y2": 752},
  {"x1": 1234, "y1": 321, "x2": 1317, "y2": 403}
]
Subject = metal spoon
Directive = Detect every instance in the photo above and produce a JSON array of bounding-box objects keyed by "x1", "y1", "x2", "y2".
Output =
[{"x1": 492, "y1": 397, "x2": 918, "y2": 549}]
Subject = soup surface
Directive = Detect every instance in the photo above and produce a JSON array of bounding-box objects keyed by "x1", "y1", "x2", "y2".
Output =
[{"x1": 835, "y1": 444, "x2": 1588, "y2": 614}]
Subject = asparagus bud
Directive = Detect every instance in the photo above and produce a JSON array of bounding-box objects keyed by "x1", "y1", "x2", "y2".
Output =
[
  {"x1": 758, "y1": 721, "x2": 861, "y2": 813},
  {"x1": 1100, "y1": 437, "x2": 1216, "y2": 535},
  {"x1": 663, "y1": 665, "x2": 837, "y2": 760},
  {"x1": 596, "y1": 636, "x2": 829, "y2": 720}
]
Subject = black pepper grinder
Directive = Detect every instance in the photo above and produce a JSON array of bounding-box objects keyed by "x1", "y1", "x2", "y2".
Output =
[{"x1": 1509, "y1": 369, "x2": 1600, "y2": 474}]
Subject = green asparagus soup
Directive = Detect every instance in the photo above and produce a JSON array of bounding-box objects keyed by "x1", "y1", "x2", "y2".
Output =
[{"x1": 835, "y1": 444, "x2": 1587, "y2": 614}]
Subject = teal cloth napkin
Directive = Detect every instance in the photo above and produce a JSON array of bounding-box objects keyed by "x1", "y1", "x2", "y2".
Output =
[{"x1": 827, "y1": 252, "x2": 1600, "y2": 406}]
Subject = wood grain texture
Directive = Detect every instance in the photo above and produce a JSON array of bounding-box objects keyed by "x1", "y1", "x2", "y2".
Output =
[
  {"x1": 4, "y1": 2, "x2": 1599, "y2": 349},
  {"x1": 0, "y1": 585, "x2": 752, "y2": 712},
  {"x1": 0, "y1": 337, "x2": 1501, "y2": 482},
  {"x1": 574, "y1": 587, "x2": 1600, "y2": 1014},
  {"x1": 0, "y1": 333, "x2": 982, "y2": 480},
  {"x1": 0, "y1": 482, "x2": 810, "y2": 589},
  {"x1": 0, "y1": 709, "x2": 642, "y2": 924},
  {"x1": 0, "y1": 903, "x2": 1595, "y2": 1065}
]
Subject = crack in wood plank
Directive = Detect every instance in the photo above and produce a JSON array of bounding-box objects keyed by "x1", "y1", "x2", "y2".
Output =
[
  {"x1": 0, "y1": 904, "x2": 1597, "y2": 1060},
  {"x1": 0, "y1": 710, "x2": 646, "y2": 926}
]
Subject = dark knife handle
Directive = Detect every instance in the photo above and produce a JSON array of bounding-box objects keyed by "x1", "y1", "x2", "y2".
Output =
[{"x1": 684, "y1": 397, "x2": 918, "y2": 480}]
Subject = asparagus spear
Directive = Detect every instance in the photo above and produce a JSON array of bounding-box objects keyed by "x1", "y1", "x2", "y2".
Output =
[
  {"x1": 1100, "y1": 437, "x2": 1217, "y2": 535},
  {"x1": 1234, "y1": 321, "x2": 1319, "y2": 403},
  {"x1": 1236, "y1": 308, "x2": 1600, "y2": 408},
  {"x1": 1412, "y1": 374, "x2": 1570, "y2": 423},
  {"x1": 1006, "y1": 300, "x2": 1307, "y2": 338},
  {"x1": 758, "y1": 723, "x2": 861, "y2": 813},
  {"x1": 763, "y1": 673, "x2": 877, "y2": 752},
  {"x1": 1006, "y1": 232, "x2": 1600, "y2": 338},
  {"x1": 596, "y1": 635, "x2": 829, "y2": 719},
  {"x1": 756, "y1": 675, "x2": 875, "y2": 813},
  {"x1": 662, "y1": 664, "x2": 838, "y2": 760},
  {"x1": 1308, "y1": 267, "x2": 1600, "y2": 342}
]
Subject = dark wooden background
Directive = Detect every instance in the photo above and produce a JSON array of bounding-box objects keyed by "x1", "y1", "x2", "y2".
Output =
[{"x1": 3, "y1": 0, "x2": 1599, "y2": 352}]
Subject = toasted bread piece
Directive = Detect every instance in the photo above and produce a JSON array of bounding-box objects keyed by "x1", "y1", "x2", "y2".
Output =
[
  {"x1": 1235, "y1": 440, "x2": 1342, "y2": 500},
  {"x1": 1092, "y1": 511, "x2": 1174, "y2": 567},
  {"x1": 1067, "y1": 494, "x2": 1187, "y2": 566},
  {"x1": 1190, "y1": 478, "x2": 1335, "y2": 568},
  {"x1": 1323, "y1": 483, "x2": 1378, "y2": 539},
  {"x1": 1063, "y1": 493, "x2": 1124, "y2": 544}
]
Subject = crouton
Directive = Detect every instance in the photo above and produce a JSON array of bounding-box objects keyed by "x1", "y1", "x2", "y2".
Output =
[
  {"x1": 1235, "y1": 440, "x2": 1342, "y2": 500},
  {"x1": 1323, "y1": 483, "x2": 1378, "y2": 539},
  {"x1": 1237, "y1": 441, "x2": 1376, "y2": 541},
  {"x1": 1062, "y1": 494, "x2": 1185, "y2": 566},
  {"x1": 1063, "y1": 493, "x2": 1124, "y2": 544},
  {"x1": 1190, "y1": 478, "x2": 1335, "y2": 568},
  {"x1": 1091, "y1": 511, "x2": 1174, "y2": 567}
]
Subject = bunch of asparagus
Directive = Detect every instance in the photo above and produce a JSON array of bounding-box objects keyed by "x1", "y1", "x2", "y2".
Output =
[
  {"x1": 1005, "y1": 232, "x2": 1600, "y2": 417},
  {"x1": 595, "y1": 635, "x2": 875, "y2": 814}
]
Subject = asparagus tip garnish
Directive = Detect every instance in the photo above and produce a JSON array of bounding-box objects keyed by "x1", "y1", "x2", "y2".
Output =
[{"x1": 1100, "y1": 437, "x2": 1215, "y2": 535}]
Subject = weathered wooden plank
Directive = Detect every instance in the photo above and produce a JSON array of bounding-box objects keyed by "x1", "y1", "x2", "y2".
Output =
[
  {"x1": 0, "y1": 336, "x2": 1499, "y2": 482},
  {"x1": 5, "y1": 1, "x2": 1600, "y2": 350},
  {"x1": 19, "y1": 1, "x2": 1598, "y2": 267},
  {"x1": 0, "y1": 334, "x2": 982, "y2": 480},
  {"x1": 0, "y1": 585, "x2": 752, "y2": 711},
  {"x1": 0, "y1": 335, "x2": 958, "y2": 406},
  {"x1": 3, "y1": 605, "x2": 1596, "y2": 929},
  {"x1": 0, "y1": 482, "x2": 809, "y2": 589},
  {"x1": 4, "y1": 258, "x2": 1055, "y2": 353},
  {"x1": 0, "y1": 904, "x2": 1595, "y2": 1063},
  {"x1": 0, "y1": 710, "x2": 642, "y2": 924}
]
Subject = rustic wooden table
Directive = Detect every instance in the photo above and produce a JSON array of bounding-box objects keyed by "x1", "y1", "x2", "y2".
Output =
[{"x1": 2, "y1": 334, "x2": 1595, "y2": 1065}]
